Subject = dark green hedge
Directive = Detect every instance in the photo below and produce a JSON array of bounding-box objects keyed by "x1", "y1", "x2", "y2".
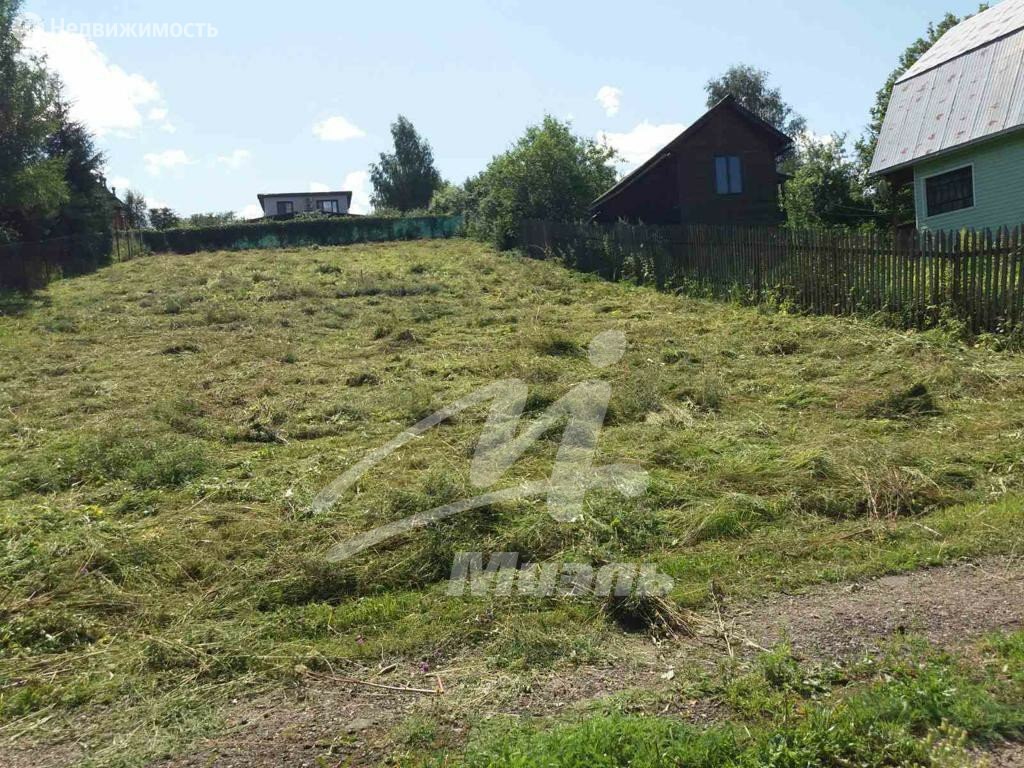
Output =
[{"x1": 139, "y1": 215, "x2": 464, "y2": 254}]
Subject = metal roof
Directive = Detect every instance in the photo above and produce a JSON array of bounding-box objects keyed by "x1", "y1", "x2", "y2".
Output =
[
  {"x1": 900, "y1": 0, "x2": 1024, "y2": 82},
  {"x1": 871, "y1": 0, "x2": 1024, "y2": 175}
]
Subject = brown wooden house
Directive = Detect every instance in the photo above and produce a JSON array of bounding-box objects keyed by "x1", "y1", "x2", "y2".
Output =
[{"x1": 591, "y1": 96, "x2": 793, "y2": 226}]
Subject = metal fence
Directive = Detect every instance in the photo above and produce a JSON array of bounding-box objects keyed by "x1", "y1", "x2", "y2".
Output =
[{"x1": 521, "y1": 220, "x2": 1024, "y2": 333}]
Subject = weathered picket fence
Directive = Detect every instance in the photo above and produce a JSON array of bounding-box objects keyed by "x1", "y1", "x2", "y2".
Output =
[{"x1": 521, "y1": 220, "x2": 1024, "y2": 333}]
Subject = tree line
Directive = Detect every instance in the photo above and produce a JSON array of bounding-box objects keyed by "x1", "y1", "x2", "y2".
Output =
[
  {"x1": 367, "y1": 6, "x2": 985, "y2": 247},
  {"x1": 0, "y1": 0, "x2": 984, "y2": 273},
  {"x1": 0, "y1": 0, "x2": 113, "y2": 272}
]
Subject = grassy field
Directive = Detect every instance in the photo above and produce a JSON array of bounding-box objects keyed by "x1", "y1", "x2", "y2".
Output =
[{"x1": 1, "y1": 238, "x2": 1023, "y2": 766}]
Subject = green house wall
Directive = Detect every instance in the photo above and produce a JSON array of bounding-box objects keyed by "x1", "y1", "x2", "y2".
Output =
[{"x1": 913, "y1": 131, "x2": 1024, "y2": 232}]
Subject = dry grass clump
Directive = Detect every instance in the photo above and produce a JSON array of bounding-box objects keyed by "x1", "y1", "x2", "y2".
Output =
[
  {"x1": 602, "y1": 592, "x2": 694, "y2": 637},
  {"x1": 856, "y1": 465, "x2": 945, "y2": 520},
  {"x1": 864, "y1": 382, "x2": 941, "y2": 419}
]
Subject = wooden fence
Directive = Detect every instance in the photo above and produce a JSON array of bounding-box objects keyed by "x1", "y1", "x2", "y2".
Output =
[{"x1": 521, "y1": 220, "x2": 1024, "y2": 333}]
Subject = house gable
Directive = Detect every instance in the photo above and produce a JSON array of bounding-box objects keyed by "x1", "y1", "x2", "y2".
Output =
[{"x1": 591, "y1": 96, "x2": 791, "y2": 226}]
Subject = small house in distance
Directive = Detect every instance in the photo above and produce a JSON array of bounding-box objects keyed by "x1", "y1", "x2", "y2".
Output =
[
  {"x1": 257, "y1": 190, "x2": 353, "y2": 218},
  {"x1": 590, "y1": 95, "x2": 793, "y2": 226},
  {"x1": 870, "y1": 0, "x2": 1024, "y2": 231}
]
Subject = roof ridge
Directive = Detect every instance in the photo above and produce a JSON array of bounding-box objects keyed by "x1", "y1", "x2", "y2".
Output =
[{"x1": 898, "y1": 0, "x2": 1024, "y2": 83}]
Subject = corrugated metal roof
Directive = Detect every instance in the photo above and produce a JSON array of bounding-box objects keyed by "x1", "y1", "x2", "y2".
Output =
[
  {"x1": 900, "y1": 0, "x2": 1024, "y2": 82},
  {"x1": 871, "y1": 1, "x2": 1024, "y2": 175}
]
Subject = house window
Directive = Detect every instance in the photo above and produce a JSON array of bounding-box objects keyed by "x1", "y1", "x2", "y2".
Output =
[
  {"x1": 276, "y1": 201, "x2": 294, "y2": 215},
  {"x1": 317, "y1": 199, "x2": 340, "y2": 213},
  {"x1": 715, "y1": 156, "x2": 743, "y2": 195},
  {"x1": 925, "y1": 166, "x2": 974, "y2": 217}
]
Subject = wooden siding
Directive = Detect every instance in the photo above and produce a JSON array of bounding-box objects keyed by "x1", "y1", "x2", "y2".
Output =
[
  {"x1": 914, "y1": 131, "x2": 1024, "y2": 231},
  {"x1": 593, "y1": 157, "x2": 680, "y2": 225},
  {"x1": 675, "y1": 109, "x2": 785, "y2": 226},
  {"x1": 592, "y1": 102, "x2": 786, "y2": 226}
]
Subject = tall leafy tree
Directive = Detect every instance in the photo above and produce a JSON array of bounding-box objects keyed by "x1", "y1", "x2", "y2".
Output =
[
  {"x1": 705, "y1": 64, "x2": 806, "y2": 137},
  {"x1": 466, "y1": 116, "x2": 618, "y2": 248},
  {"x1": 369, "y1": 116, "x2": 442, "y2": 212},
  {"x1": 43, "y1": 102, "x2": 113, "y2": 270},
  {"x1": 149, "y1": 207, "x2": 181, "y2": 230},
  {"x1": 855, "y1": 7, "x2": 986, "y2": 223},
  {"x1": 123, "y1": 190, "x2": 149, "y2": 229},
  {"x1": 782, "y1": 134, "x2": 876, "y2": 229},
  {"x1": 0, "y1": 0, "x2": 68, "y2": 241}
]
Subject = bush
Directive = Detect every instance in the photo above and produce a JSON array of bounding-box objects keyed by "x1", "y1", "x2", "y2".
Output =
[
  {"x1": 138, "y1": 215, "x2": 463, "y2": 254},
  {"x1": 463, "y1": 116, "x2": 618, "y2": 249}
]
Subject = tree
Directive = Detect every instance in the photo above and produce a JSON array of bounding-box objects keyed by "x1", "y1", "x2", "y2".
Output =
[
  {"x1": 369, "y1": 116, "x2": 442, "y2": 212},
  {"x1": 428, "y1": 181, "x2": 468, "y2": 216},
  {"x1": 782, "y1": 134, "x2": 876, "y2": 229},
  {"x1": 0, "y1": 0, "x2": 69, "y2": 241},
  {"x1": 705, "y1": 64, "x2": 806, "y2": 137},
  {"x1": 466, "y1": 116, "x2": 618, "y2": 248},
  {"x1": 44, "y1": 101, "x2": 113, "y2": 270},
  {"x1": 123, "y1": 190, "x2": 148, "y2": 229},
  {"x1": 149, "y1": 207, "x2": 181, "y2": 230},
  {"x1": 854, "y1": 7, "x2": 987, "y2": 223},
  {"x1": 186, "y1": 211, "x2": 236, "y2": 227}
]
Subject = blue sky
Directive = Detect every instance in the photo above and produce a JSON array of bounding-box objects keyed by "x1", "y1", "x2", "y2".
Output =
[{"x1": 22, "y1": 0, "x2": 983, "y2": 217}]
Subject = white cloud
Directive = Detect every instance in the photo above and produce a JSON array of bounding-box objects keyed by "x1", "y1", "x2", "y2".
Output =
[
  {"x1": 23, "y1": 21, "x2": 166, "y2": 137},
  {"x1": 312, "y1": 116, "x2": 366, "y2": 142},
  {"x1": 238, "y1": 203, "x2": 265, "y2": 220},
  {"x1": 216, "y1": 149, "x2": 252, "y2": 170},
  {"x1": 595, "y1": 85, "x2": 623, "y2": 117},
  {"x1": 797, "y1": 130, "x2": 842, "y2": 149},
  {"x1": 144, "y1": 149, "x2": 194, "y2": 176},
  {"x1": 343, "y1": 170, "x2": 371, "y2": 215},
  {"x1": 596, "y1": 121, "x2": 687, "y2": 167},
  {"x1": 309, "y1": 181, "x2": 330, "y2": 193}
]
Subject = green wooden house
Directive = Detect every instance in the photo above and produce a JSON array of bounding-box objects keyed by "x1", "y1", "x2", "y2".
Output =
[{"x1": 870, "y1": 0, "x2": 1024, "y2": 232}]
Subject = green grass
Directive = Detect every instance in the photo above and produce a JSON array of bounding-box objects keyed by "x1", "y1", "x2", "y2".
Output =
[
  {"x1": 432, "y1": 632, "x2": 1024, "y2": 767},
  {"x1": 2, "y1": 238, "x2": 1024, "y2": 765}
]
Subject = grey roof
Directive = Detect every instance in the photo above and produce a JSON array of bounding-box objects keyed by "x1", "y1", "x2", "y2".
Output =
[{"x1": 870, "y1": 0, "x2": 1024, "y2": 175}]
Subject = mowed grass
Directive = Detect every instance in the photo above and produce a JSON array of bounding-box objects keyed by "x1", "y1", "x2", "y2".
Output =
[
  {"x1": 433, "y1": 631, "x2": 1024, "y2": 768},
  {"x1": 1, "y1": 238, "x2": 1024, "y2": 764}
]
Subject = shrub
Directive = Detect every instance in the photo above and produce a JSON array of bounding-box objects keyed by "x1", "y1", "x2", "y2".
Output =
[
  {"x1": 463, "y1": 116, "x2": 618, "y2": 249},
  {"x1": 138, "y1": 215, "x2": 463, "y2": 254}
]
